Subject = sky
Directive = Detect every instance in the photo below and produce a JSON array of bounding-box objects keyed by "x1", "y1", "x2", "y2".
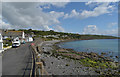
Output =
[{"x1": 0, "y1": 0, "x2": 119, "y2": 36}]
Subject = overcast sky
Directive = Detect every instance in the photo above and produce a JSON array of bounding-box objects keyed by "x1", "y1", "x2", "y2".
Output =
[{"x1": 0, "y1": 0, "x2": 119, "y2": 36}]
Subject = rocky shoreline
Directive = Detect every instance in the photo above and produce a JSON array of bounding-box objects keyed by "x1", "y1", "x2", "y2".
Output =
[{"x1": 37, "y1": 40, "x2": 119, "y2": 75}]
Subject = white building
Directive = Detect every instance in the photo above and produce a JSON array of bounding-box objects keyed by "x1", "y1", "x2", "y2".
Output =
[
  {"x1": 26, "y1": 37, "x2": 33, "y2": 42},
  {"x1": 2, "y1": 30, "x2": 25, "y2": 40},
  {"x1": 22, "y1": 31, "x2": 25, "y2": 39},
  {"x1": 0, "y1": 33, "x2": 3, "y2": 53}
]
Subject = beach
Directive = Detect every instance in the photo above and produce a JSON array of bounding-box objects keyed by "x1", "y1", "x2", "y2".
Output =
[
  {"x1": 38, "y1": 40, "x2": 98, "y2": 75},
  {"x1": 35, "y1": 39, "x2": 119, "y2": 75}
]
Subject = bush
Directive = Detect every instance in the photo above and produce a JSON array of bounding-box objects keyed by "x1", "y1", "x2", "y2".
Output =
[
  {"x1": 7, "y1": 42, "x2": 12, "y2": 46},
  {"x1": 3, "y1": 42, "x2": 12, "y2": 47}
]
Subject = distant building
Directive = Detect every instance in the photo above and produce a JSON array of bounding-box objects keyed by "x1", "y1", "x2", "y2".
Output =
[
  {"x1": 43, "y1": 35, "x2": 59, "y2": 38},
  {"x1": 61, "y1": 35, "x2": 68, "y2": 38}
]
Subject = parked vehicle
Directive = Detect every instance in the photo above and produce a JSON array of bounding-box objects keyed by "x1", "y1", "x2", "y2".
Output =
[{"x1": 12, "y1": 37, "x2": 21, "y2": 47}]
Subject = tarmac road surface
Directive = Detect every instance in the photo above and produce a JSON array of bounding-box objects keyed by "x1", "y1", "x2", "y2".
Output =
[{"x1": 2, "y1": 43, "x2": 33, "y2": 76}]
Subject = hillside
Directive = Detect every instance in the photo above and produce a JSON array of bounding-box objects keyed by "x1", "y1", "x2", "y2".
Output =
[{"x1": 18, "y1": 29, "x2": 119, "y2": 40}]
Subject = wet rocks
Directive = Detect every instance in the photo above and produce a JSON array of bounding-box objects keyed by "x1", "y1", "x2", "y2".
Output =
[
  {"x1": 37, "y1": 40, "x2": 119, "y2": 75},
  {"x1": 115, "y1": 56, "x2": 118, "y2": 58},
  {"x1": 101, "y1": 52, "x2": 107, "y2": 55}
]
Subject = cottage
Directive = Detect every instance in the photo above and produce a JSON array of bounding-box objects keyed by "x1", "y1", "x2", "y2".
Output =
[
  {"x1": 0, "y1": 33, "x2": 3, "y2": 53},
  {"x1": 2, "y1": 30, "x2": 25, "y2": 40}
]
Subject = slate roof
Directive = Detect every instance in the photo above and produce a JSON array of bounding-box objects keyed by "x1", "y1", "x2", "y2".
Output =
[{"x1": 2, "y1": 31, "x2": 23, "y2": 37}]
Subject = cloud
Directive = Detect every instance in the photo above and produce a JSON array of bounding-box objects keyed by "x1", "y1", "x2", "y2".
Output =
[
  {"x1": 0, "y1": 20, "x2": 12, "y2": 29},
  {"x1": 64, "y1": 2, "x2": 115, "y2": 19},
  {"x1": 2, "y1": 2, "x2": 66, "y2": 31},
  {"x1": 38, "y1": 2, "x2": 69, "y2": 9},
  {"x1": 42, "y1": 5, "x2": 50, "y2": 9},
  {"x1": 83, "y1": 25, "x2": 98, "y2": 34},
  {"x1": 101, "y1": 28, "x2": 118, "y2": 36},
  {"x1": 81, "y1": 3, "x2": 114, "y2": 18},
  {"x1": 108, "y1": 22, "x2": 117, "y2": 28},
  {"x1": 2, "y1": 0, "x2": 70, "y2": 2},
  {"x1": 53, "y1": 25, "x2": 65, "y2": 32},
  {"x1": 64, "y1": 9, "x2": 79, "y2": 19},
  {"x1": 86, "y1": 0, "x2": 119, "y2": 4},
  {"x1": 48, "y1": 2, "x2": 68, "y2": 8},
  {"x1": 82, "y1": 25, "x2": 118, "y2": 36},
  {"x1": 4, "y1": 2, "x2": 68, "y2": 9},
  {"x1": 0, "y1": 2, "x2": 1, "y2": 15},
  {"x1": 103, "y1": 28, "x2": 118, "y2": 36},
  {"x1": 0, "y1": 2, "x2": 2, "y2": 20}
]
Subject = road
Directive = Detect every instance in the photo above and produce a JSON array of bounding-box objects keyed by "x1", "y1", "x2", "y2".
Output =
[{"x1": 2, "y1": 43, "x2": 33, "y2": 76}]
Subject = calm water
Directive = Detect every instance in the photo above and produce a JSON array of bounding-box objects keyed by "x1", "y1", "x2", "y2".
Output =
[{"x1": 59, "y1": 39, "x2": 119, "y2": 57}]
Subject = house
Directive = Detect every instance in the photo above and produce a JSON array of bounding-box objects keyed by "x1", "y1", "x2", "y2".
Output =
[
  {"x1": 26, "y1": 37, "x2": 33, "y2": 42},
  {"x1": 0, "y1": 32, "x2": 3, "y2": 53},
  {"x1": 1, "y1": 30, "x2": 26, "y2": 46},
  {"x1": 2, "y1": 30, "x2": 25, "y2": 40}
]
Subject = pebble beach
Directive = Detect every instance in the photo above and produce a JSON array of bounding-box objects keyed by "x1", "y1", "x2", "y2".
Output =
[{"x1": 37, "y1": 40, "x2": 119, "y2": 75}]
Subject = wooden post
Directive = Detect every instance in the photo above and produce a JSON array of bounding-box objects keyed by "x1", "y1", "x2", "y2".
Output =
[{"x1": 36, "y1": 62, "x2": 44, "y2": 75}]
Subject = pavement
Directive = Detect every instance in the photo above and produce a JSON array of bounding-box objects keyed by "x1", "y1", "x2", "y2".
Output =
[{"x1": 2, "y1": 43, "x2": 33, "y2": 76}]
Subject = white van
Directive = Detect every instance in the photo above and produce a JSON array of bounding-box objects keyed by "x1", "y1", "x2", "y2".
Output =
[{"x1": 12, "y1": 37, "x2": 21, "y2": 47}]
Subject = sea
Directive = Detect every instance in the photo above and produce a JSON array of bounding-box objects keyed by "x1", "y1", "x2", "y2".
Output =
[{"x1": 58, "y1": 39, "x2": 119, "y2": 60}]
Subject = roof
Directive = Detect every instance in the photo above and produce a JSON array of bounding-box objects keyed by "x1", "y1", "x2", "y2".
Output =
[{"x1": 2, "y1": 31, "x2": 24, "y2": 37}]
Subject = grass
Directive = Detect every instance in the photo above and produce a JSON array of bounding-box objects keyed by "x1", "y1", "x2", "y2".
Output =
[
  {"x1": 57, "y1": 52, "x2": 118, "y2": 69},
  {"x1": 80, "y1": 58, "x2": 118, "y2": 69},
  {"x1": 3, "y1": 46, "x2": 12, "y2": 48}
]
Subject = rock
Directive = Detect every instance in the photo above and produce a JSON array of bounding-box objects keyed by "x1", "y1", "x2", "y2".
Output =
[
  {"x1": 41, "y1": 59, "x2": 46, "y2": 66},
  {"x1": 66, "y1": 64, "x2": 70, "y2": 66},
  {"x1": 89, "y1": 67, "x2": 93, "y2": 71},
  {"x1": 115, "y1": 56, "x2": 118, "y2": 58},
  {"x1": 110, "y1": 62, "x2": 117, "y2": 67},
  {"x1": 44, "y1": 51, "x2": 50, "y2": 54},
  {"x1": 80, "y1": 56, "x2": 85, "y2": 59},
  {"x1": 105, "y1": 57, "x2": 113, "y2": 62},
  {"x1": 51, "y1": 62, "x2": 54, "y2": 64},
  {"x1": 63, "y1": 71, "x2": 65, "y2": 73},
  {"x1": 95, "y1": 69, "x2": 100, "y2": 74},
  {"x1": 48, "y1": 67, "x2": 50, "y2": 69},
  {"x1": 84, "y1": 55, "x2": 89, "y2": 57},
  {"x1": 99, "y1": 55, "x2": 104, "y2": 59},
  {"x1": 110, "y1": 55, "x2": 113, "y2": 58},
  {"x1": 101, "y1": 52, "x2": 107, "y2": 55}
]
